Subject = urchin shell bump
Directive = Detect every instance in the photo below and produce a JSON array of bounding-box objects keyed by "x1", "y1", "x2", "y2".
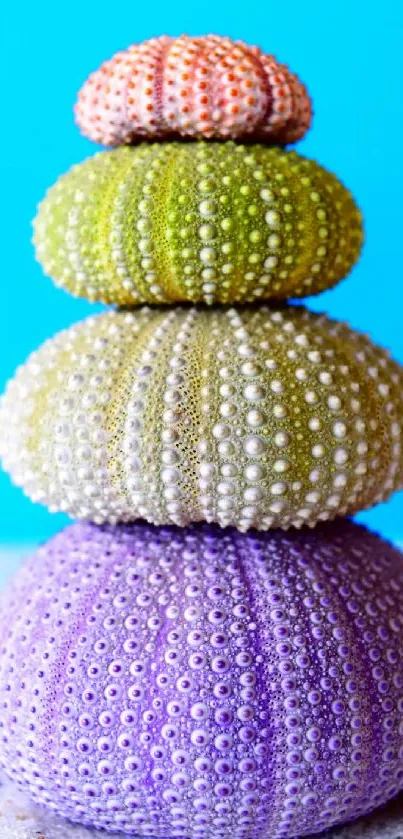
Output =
[
  {"x1": 1, "y1": 520, "x2": 403, "y2": 837},
  {"x1": 33, "y1": 143, "x2": 363, "y2": 306},
  {"x1": 0, "y1": 305, "x2": 402, "y2": 530},
  {"x1": 75, "y1": 34, "x2": 312, "y2": 145}
]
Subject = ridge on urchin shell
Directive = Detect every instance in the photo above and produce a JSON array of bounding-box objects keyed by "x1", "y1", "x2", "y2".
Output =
[
  {"x1": 0, "y1": 305, "x2": 402, "y2": 530},
  {"x1": 75, "y1": 34, "x2": 312, "y2": 146},
  {"x1": 1, "y1": 520, "x2": 403, "y2": 838},
  {"x1": 33, "y1": 143, "x2": 363, "y2": 306}
]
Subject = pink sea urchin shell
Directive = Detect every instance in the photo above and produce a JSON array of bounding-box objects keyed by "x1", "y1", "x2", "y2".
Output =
[
  {"x1": 75, "y1": 35, "x2": 312, "y2": 146},
  {"x1": 1, "y1": 520, "x2": 403, "y2": 837}
]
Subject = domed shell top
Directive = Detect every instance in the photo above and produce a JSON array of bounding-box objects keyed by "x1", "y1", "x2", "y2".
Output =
[
  {"x1": 1, "y1": 519, "x2": 403, "y2": 838},
  {"x1": 33, "y1": 142, "x2": 363, "y2": 306},
  {"x1": 0, "y1": 305, "x2": 402, "y2": 531},
  {"x1": 75, "y1": 35, "x2": 312, "y2": 145}
]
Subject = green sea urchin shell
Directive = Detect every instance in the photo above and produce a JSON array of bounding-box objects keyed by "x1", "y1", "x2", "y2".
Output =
[
  {"x1": 33, "y1": 143, "x2": 363, "y2": 305},
  {"x1": 1, "y1": 305, "x2": 401, "y2": 530}
]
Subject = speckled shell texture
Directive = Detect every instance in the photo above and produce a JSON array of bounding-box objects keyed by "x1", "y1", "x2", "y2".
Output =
[
  {"x1": 2, "y1": 780, "x2": 403, "y2": 839},
  {"x1": 1, "y1": 520, "x2": 403, "y2": 838},
  {"x1": 33, "y1": 143, "x2": 363, "y2": 306},
  {"x1": 1, "y1": 305, "x2": 403, "y2": 530},
  {"x1": 75, "y1": 35, "x2": 312, "y2": 146}
]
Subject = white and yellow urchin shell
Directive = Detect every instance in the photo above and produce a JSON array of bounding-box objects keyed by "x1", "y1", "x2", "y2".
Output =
[{"x1": 0, "y1": 305, "x2": 402, "y2": 530}]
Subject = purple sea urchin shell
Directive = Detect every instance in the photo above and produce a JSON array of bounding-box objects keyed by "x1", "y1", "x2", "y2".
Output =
[
  {"x1": 1, "y1": 520, "x2": 403, "y2": 837},
  {"x1": 2, "y1": 777, "x2": 403, "y2": 839}
]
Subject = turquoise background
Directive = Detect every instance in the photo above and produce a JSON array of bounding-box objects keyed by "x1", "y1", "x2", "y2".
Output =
[{"x1": 0, "y1": 0, "x2": 402, "y2": 545}]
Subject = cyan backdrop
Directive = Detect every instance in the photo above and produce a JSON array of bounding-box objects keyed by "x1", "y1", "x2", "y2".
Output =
[{"x1": 1, "y1": 0, "x2": 402, "y2": 544}]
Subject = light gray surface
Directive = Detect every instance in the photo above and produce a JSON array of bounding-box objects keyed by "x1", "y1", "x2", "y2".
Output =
[{"x1": 1, "y1": 780, "x2": 403, "y2": 839}]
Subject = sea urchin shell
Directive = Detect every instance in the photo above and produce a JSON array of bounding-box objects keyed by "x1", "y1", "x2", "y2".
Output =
[
  {"x1": 2, "y1": 779, "x2": 403, "y2": 839},
  {"x1": 33, "y1": 142, "x2": 363, "y2": 306},
  {"x1": 1, "y1": 519, "x2": 403, "y2": 837},
  {"x1": 75, "y1": 35, "x2": 312, "y2": 146},
  {"x1": 0, "y1": 305, "x2": 402, "y2": 530},
  {"x1": 2, "y1": 780, "x2": 403, "y2": 839}
]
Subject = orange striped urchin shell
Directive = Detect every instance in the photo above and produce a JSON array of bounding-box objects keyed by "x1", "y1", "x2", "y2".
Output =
[{"x1": 75, "y1": 35, "x2": 312, "y2": 146}]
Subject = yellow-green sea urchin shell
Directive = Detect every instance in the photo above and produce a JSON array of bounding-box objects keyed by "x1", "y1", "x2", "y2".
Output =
[
  {"x1": 33, "y1": 143, "x2": 363, "y2": 305},
  {"x1": 1, "y1": 305, "x2": 402, "y2": 531}
]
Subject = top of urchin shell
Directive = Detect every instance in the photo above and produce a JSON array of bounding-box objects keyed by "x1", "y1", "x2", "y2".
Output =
[{"x1": 75, "y1": 34, "x2": 312, "y2": 145}]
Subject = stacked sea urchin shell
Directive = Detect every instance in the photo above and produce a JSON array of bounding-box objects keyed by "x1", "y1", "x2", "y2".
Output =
[{"x1": 0, "y1": 33, "x2": 403, "y2": 839}]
